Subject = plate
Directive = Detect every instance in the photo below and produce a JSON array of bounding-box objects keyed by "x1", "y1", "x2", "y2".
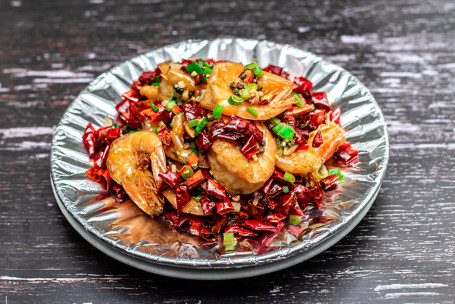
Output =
[{"x1": 50, "y1": 38, "x2": 389, "y2": 280}]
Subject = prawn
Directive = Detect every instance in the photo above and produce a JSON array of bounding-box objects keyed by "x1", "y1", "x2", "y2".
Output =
[
  {"x1": 207, "y1": 122, "x2": 277, "y2": 194},
  {"x1": 106, "y1": 130, "x2": 167, "y2": 217},
  {"x1": 276, "y1": 121, "x2": 346, "y2": 174},
  {"x1": 200, "y1": 62, "x2": 294, "y2": 120}
]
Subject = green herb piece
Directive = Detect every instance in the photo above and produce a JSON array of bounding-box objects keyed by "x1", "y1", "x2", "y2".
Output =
[
  {"x1": 180, "y1": 166, "x2": 194, "y2": 180},
  {"x1": 329, "y1": 168, "x2": 345, "y2": 183},
  {"x1": 247, "y1": 107, "x2": 258, "y2": 117},
  {"x1": 185, "y1": 62, "x2": 204, "y2": 75},
  {"x1": 228, "y1": 94, "x2": 244, "y2": 105},
  {"x1": 194, "y1": 194, "x2": 203, "y2": 202},
  {"x1": 289, "y1": 215, "x2": 300, "y2": 225},
  {"x1": 283, "y1": 186, "x2": 290, "y2": 193},
  {"x1": 188, "y1": 119, "x2": 200, "y2": 128},
  {"x1": 166, "y1": 100, "x2": 176, "y2": 111},
  {"x1": 223, "y1": 232, "x2": 237, "y2": 251},
  {"x1": 244, "y1": 83, "x2": 257, "y2": 90},
  {"x1": 152, "y1": 82, "x2": 161, "y2": 86},
  {"x1": 253, "y1": 66, "x2": 263, "y2": 78},
  {"x1": 213, "y1": 105, "x2": 224, "y2": 118},
  {"x1": 276, "y1": 125, "x2": 295, "y2": 141},
  {"x1": 241, "y1": 89, "x2": 251, "y2": 100},
  {"x1": 273, "y1": 123, "x2": 285, "y2": 134},
  {"x1": 113, "y1": 123, "x2": 118, "y2": 128},
  {"x1": 194, "y1": 117, "x2": 208, "y2": 136},
  {"x1": 244, "y1": 62, "x2": 258, "y2": 69},
  {"x1": 294, "y1": 96, "x2": 304, "y2": 107},
  {"x1": 270, "y1": 117, "x2": 281, "y2": 127},
  {"x1": 283, "y1": 172, "x2": 296, "y2": 183}
]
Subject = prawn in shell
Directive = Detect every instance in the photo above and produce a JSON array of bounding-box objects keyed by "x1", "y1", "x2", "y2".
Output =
[
  {"x1": 200, "y1": 62, "x2": 294, "y2": 120},
  {"x1": 106, "y1": 130, "x2": 167, "y2": 217}
]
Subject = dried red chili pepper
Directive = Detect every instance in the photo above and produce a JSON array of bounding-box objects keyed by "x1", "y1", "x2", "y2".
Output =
[
  {"x1": 185, "y1": 170, "x2": 207, "y2": 190},
  {"x1": 240, "y1": 135, "x2": 258, "y2": 159},
  {"x1": 166, "y1": 211, "x2": 188, "y2": 227},
  {"x1": 335, "y1": 142, "x2": 359, "y2": 165},
  {"x1": 241, "y1": 220, "x2": 276, "y2": 232},
  {"x1": 175, "y1": 184, "x2": 191, "y2": 214},
  {"x1": 224, "y1": 115, "x2": 263, "y2": 143},
  {"x1": 112, "y1": 183, "x2": 127, "y2": 199},
  {"x1": 122, "y1": 89, "x2": 141, "y2": 102},
  {"x1": 262, "y1": 213, "x2": 287, "y2": 224},
  {"x1": 216, "y1": 197, "x2": 234, "y2": 215},
  {"x1": 195, "y1": 132, "x2": 212, "y2": 153},
  {"x1": 206, "y1": 179, "x2": 228, "y2": 201},
  {"x1": 224, "y1": 224, "x2": 257, "y2": 237},
  {"x1": 293, "y1": 76, "x2": 313, "y2": 101},
  {"x1": 82, "y1": 123, "x2": 96, "y2": 159},
  {"x1": 158, "y1": 170, "x2": 184, "y2": 188},
  {"x1": 312, "y1": 92, "x2": 331, "y2": 111},
  {"x1": 312, "y1": 130, "x2": 323, "y2": 148},
  {"x1": 200, "y1": 194, "x2": 216, "y2": 215},
  {"x1": 330, "y1": 105, "x2": 341, "y2": 125},
  {"x1": 320, "y1": 173, "x2": 340, "y2": 191}
]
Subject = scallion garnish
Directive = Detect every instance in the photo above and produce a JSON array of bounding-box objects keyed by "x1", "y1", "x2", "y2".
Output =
[
  {"x1": 329, "y1": 168, "x2": 344, "y2": 183},
  {"x1": 289, "y1": 215, "x2": 300, "y2": 225},
  {"x1": 188, "y1": 119, "x2": 200, "y2": 128},
  {"x1": 166, "y1": 100, "x2": 176, "y2": 112},
  {"x1": 223, "y1": 232, "x2": 237, "y2": 251},
  {"x1": 194, "y1": 117, "x2": 208, "y2": 136},
  {"x1": 283, "y1": 172, "x2": 296, "y2": 183},
  {"x1": 180, "y1": 165, "x2": 194, "y2": 180},
  {"x1": 213, "y1": 105, "x2": 224, "y2": 118},
  {"x1": 228, "y1": 95, "x2": 244, "y2": 105},
  {"x1": 247, "y1": 107, "x2": 258, "y2": 117},
  {"x1": 283, "y1": 186, "x2": 290, "y2": 193}
]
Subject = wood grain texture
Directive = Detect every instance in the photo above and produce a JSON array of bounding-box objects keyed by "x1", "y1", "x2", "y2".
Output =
[{"x1": 1, "y1": 0, "x2": 455, "y2": 303}]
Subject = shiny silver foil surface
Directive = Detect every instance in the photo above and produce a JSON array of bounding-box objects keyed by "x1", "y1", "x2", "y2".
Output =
[{"x1": 51, "y1": 38, "x2": 389, "y2": 270}]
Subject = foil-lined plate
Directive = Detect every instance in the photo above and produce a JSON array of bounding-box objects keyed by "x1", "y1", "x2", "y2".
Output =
[{"x1": 50, "y1": 38, "x2": 389, "y2": 280}]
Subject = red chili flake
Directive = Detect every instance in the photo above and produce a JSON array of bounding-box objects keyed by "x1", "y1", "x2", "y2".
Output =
[
  {"x1": 275, "y1": 193, "x2": 296, "y2": 215},
  {"x1": 293, "y1": 76, "x2": 313, "y2": 101},
  {"x1": 260, "y1": 178, "x2": 273, "y2": 193},
  {"x1": 296, "y1": 143, "x2": 309, "y2": 151},
  {"x1": 195, "y1": 132, "x2": 212, "y2": 153},
  {"x1": 165, "y1": 211, "x2": 188, "y2": 227},
  {"x1": 206, "y1": 179, "x2": 228, "y2": 201},
  {"x1": 312, "y1": 92, "x2": 332, "y2": 111},
  {"x1": 308, "y1": 110, "x2": 327, "y2": 131},
  {"x1": 295, "y1": 128, "x2": 309, "y2": 144},
  {"x1": 224, "y1": 115, "x2": 264, "y2": 143},
  {"x1": 307, "y1": 173, "x2": 323, "y2": 200},
  {"x1": 263, "y1": 64, "x2": 283, "y2": 76},
  {"x1": 82, "y1": 123, "x2": 96, "y2": 159},
  {"x1": 122, "y1": 89, "x2": 141, "y2": 102},
  {"x1": 258, "y1": 221, "x2": 286, "y2": 248},
  {"x1": 262, "y1": 213, "x2": 287, "y2": 225},
  {"x1": 200, "y1": 194, "x2": 216, "y2": 215},
  {"x1": 189, "y1": 217, "x2": 203, "y2": 236},
  {"x1": 289, "y1": 198, "x2": 303, "y2": 216},
  {"x1": 194, "y1": 74, "x2": 206, "y2": 85},
  {"x1": 240, "y1": 135, "x2": 258, "y2": 159},
  {"x1": 94, "y1": 144, "x2": 110, "y2": 168},
  {"x1": 241, "y1": 220, "x2": 276, "y2": 232},
  {"x1": 231, "y1": 210, "x2": 249, "y2": 220},
  {"x1": 268, "y1": 183, "x2": 283, "y2": 198},
  {"x1": 320, "y1": 173, "x2": 340, "y2": 191},
  {"x1": 216, "y1": 197, "x2": 234, "y2": 215},
  {"x1": 158, "y1": 170, "x2": 184, "y2": 188},
  {"x1": 175, "y1": 184, "x2": 191, "y2": 214},
  {"x1": 335, "y1": 142, "x2": 359, "y2": 165},
  {"x1": 272, "y1": 170, "x2": 295, "y2": 187},
  {"x1": 158, "y1": 129, "x2": 171, "y2": 146},
  {"x1": 312, "y1": 130, "x2": 323, "y2": 148},
  {"x1": 224, "y1": 224, "x2": 257, "y2": 237},
  {"x1": 246, "y1": 73, "x2": 253, "y2": 83},
  {"x1": 244, "y1": 200, "x2": 265, "y2": 219},
  {"x1": 293, "y1": 184, "x2": 313, "y2": 205},
  {"x1": 212, "y1": 214, "x2": 229, "y2": 234},
  {"x1": 85, "y1": 167, "x2": 112, "y2": 190},
  {"x1": 185, "y1": 170, "x2": 207, "y2": 190},
  {"x1": 330, "y1": 105, "x2": 341, "y2": 125},
  {"x1": 112, "y1": 183, "x2": 127, "y2": 199}
]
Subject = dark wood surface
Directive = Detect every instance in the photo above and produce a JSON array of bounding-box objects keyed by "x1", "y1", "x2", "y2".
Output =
[{"x1": 1, "y1": 0, "x2": 454, "y2": 303}]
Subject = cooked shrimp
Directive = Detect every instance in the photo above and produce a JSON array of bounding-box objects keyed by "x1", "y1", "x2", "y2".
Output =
[
  {"x1": 158, "y1": 62, "x2": 199, "y2": 101},
  {"x1": 200, "y1": 62, "x2": 294, "y2": 120},
  {"x1": 162, "y1": 188, "x2": 209, "y2": 216},
  {"x1": 207, "y1": 122, "x2": 277, "y2": 194},
  {"x1": 276, "y1": 121, "x2": 346, "y2": 174},
  {"x1": 164, "y1": 113, "x2": 192, "y2": 163},
  {"x1": 106, "y1": 130, "x2": 167, "y2": 217}
]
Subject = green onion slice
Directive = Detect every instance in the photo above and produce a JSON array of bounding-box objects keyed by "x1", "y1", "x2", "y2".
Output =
[
  {"x1": 194, "y1": 117, "x2": 208, "y2": 136},
  {"x1": 188, "y1": 119, "x2": 200, "y2": 128},
  {"x1": 283, "y1": 172, "x2": 296, "y2": 183},
  {"x1": 165, "y1": 100, "x2": 176, "y2": 112},
  {"x1": 228, "y1": 95, "x2": 244, "y2": 105},
  {"x1": 329, "y1": 168, "x2": 345, "y2": 183},
  {"x1": 247, "y1": 107, "x2": 258, "y2": 117},
  {"x1": 289, "y1": 215, "x2": 300, "y2": 225},
  {"x1": 213, "y1": 105, "x2": 224, "y2": 118}
]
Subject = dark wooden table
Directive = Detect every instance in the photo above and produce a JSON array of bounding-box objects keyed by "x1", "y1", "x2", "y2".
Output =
[{"x1": 1, "y1": 0, "x2": 455, "y2": 303}]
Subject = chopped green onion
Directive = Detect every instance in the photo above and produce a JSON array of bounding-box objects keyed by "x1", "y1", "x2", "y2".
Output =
[
  {"x1": 194, "y1": 117, "x2": 208, "y2": 136},
  {"x1": 194, "y1": 194, "x2": 203, "y2": 202},
  {"x1": 244, "y1": 83, "x2": 257, "y2": 90},
  {"x1": 241, "y1": 89, "x2": 251, "y2": 100},
  {"x1": 228, "y1": 94, "x2": 244, "y2": 105},
  {"x1": 270, "y1": 117, "x2": 281, "y2": 127},
  {"x1": 329, "y1": 168, "x2": 345, "y2": 183},
  {"x1": 154, "y1": 129, "x2": 158, "y2": 134},
  {"x1": 292, "y1": 92, "x2": 302, "y2": 97},
  {"x1": 203, "y1": 67, "x2": 212, "y2": 75},
  {"x1": 289, "y1": 215, "x2": 300, "y2": 225},
  {"x1": 253, "y1": 66, "x2": 263, "y2": 78},
  {"x1": 150, "y1": 102, "x2": 159, "y2": 112},
  {"x1": 154, "y1": 76, "x2": 160, "y2": 82},
  {"x1": 166, "y1": 100, "x2": 176, "y2": 111},
  {"x1": 283, "y1": 186, "x2": 290, "y2": 193},
  {"x1": 276, "y1": 125, "x2": 295, "y2": 141},
  {"x1": 273, "y1": 123, "x2": 285, "y2": 134},
  {"x1": 198, "y1": 58, "x2": 203, "y2": 67},
  {"x1": 180, "y1": 166, "x2": 194, "y2": 180},
  {"x1": 203, "y1": 62, "x2": 211, "y2": 68},
  {"x1": 185, "y1": 62, "x2": 204, "y2": 75},
  {"x1": 213, "y1": 105, "x2": 224, "y2": 118},
  {"x1": 152, "y1": 82, "x2": 161, "y2": 86},
  {"x1": 244, "y1": 62, "x2": 258, "y2": 69},
  {"x1": 294, "y1": 96, "x2": 304, "y2": 107},
  {"x1": 223, "y1": 232, "x2": 237, "y2": 251},
  {"x1": 283, "y1": 172, "x2": 296, "y2": 183},
  {"x1": 188, "y1": 119, "x2": 200, "y2": 128},
  {"x1": 247, "y1": 107, "x2": 258, "y2": 117},
  {"x1": 113, "y1": 123, "x2": 118, "y2": 128}
]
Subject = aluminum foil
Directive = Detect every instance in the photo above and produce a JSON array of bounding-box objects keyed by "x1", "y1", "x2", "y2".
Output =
[{"x1": 51, "y1": 38, "x2": 389, "y2": 269}]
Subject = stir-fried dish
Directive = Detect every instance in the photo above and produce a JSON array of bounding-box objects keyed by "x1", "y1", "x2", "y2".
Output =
[{"x1": 83, "y1": 59, "x2": 358, "y2": 251}]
